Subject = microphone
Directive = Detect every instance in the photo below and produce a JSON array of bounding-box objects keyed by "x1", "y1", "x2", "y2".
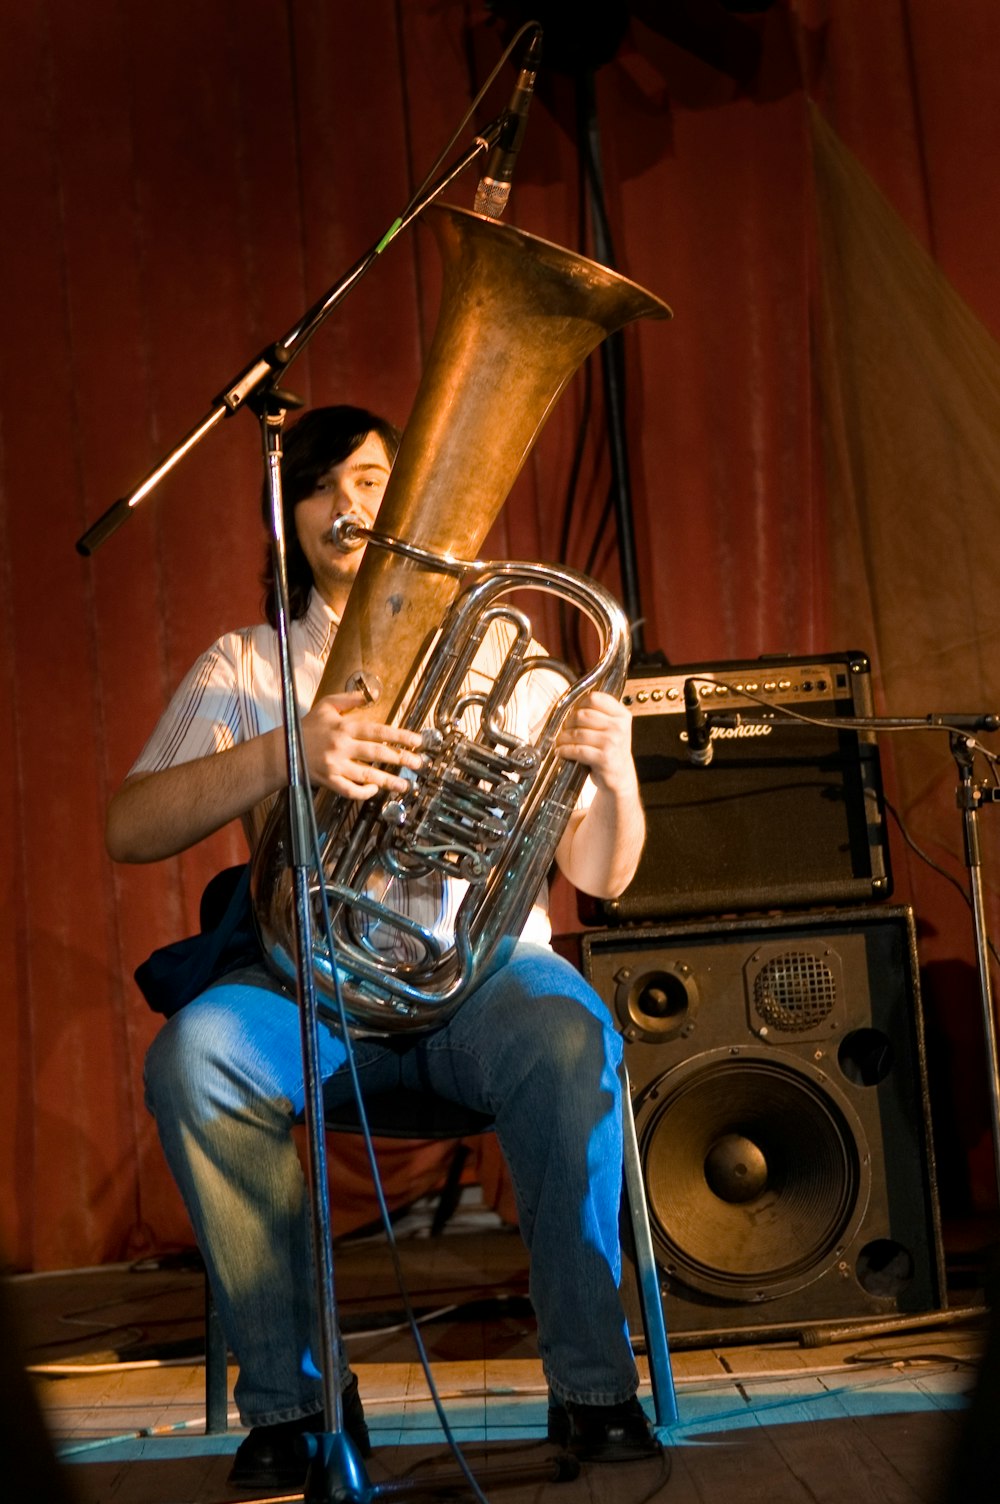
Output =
[
  {"x1": 474, "y1": 30, "x2": 543, "y2": 220},
  {"x1": 926, "y1": 711, "x2": 1000, "y2": 732},
  {"x1": 683, "y1": 678, "x2": 714, "y2": 766}
]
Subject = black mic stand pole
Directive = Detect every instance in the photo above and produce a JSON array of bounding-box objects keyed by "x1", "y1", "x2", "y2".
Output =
[
  {"x1": 951, "y1": 731, "x2": 1000, "y2": 1207},
  {"x1": 253, "y1": 389, "x2": 369, "y2": 1502},
  {"x1": 575, "y1": 70, "x2": 653, "y2": 665}
]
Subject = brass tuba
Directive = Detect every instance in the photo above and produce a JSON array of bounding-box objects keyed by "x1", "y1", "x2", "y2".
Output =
[{"x1": 251, "y1": 204, "x2": 670, "y2": 1034}]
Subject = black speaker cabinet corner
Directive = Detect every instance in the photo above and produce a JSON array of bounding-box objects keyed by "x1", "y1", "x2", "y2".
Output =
[
  {"x1": 585, "y1": 906, "x2": 946, "y2": 1343},
  {"x1": 597, "y1": 650, "x2": 892, "y2": 923}
]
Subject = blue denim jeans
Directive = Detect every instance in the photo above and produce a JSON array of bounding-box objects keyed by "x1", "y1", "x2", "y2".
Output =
[{"x1": 144, "y1": 942, "x2": 638, "y2": 1425}]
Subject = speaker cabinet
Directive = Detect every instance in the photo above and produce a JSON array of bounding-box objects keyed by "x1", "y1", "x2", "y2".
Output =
[
  {"x1": 585, "y1": 906, "x2": 945, "y2": 1342},
  {"x1": 595, "y1": 651, "x2": 891, "y2": 922}
]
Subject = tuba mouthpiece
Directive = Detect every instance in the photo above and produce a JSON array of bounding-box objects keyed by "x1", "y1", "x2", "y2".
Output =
[{"x1": 329, "y1": 514, "x2": 366, "y2": 552}]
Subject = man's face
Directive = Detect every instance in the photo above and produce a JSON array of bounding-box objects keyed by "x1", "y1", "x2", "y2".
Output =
[{"x1": 294, "y1": 431, "x2": 393, "y2": 610}]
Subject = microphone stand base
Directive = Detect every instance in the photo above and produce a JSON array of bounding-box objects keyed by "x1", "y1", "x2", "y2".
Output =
[
  {"x1": 302, "y1": 1439, "x2": 584, "y2": 1502},
  {"x1": 303, "y1": 1431, "x2": 373, "y2": 1504}
]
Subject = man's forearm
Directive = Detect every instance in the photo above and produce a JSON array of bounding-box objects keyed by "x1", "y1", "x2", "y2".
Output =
[
  {"x1": 555, "y1": 786, "x2": 646, "y2": 900},
  {"x1": 105, "y1": 732, "x2": 286, "y2": 863}
]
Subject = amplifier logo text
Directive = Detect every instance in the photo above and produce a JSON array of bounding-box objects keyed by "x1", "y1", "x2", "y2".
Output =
[{"x1": 679, "y1": 722, "x2": 774, "y2": 744}]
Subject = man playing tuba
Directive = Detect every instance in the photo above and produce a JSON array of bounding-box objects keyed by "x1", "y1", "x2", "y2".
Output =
[{"x1": 106, "y1": 404, "x2": 663, "y2": 1490}]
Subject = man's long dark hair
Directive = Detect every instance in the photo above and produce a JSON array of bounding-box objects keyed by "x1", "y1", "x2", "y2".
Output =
[{"x1": 261, "y1": 404, "x2": 401, "y2": 627}]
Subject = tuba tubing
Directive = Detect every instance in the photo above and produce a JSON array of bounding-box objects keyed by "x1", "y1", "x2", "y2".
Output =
[
  {"x1": 251, "y1": 204, "x2": 671, "y2": 1033},
  {"x1": 254, "y1": 553, "x2": 631, "y2": 1033}
]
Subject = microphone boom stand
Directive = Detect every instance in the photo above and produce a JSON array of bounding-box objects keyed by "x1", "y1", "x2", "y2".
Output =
[
  {"x1": 255, "y1": 391, "x2": 369, "y2": 1501},
  {"x1": 75, "y1": 123, "x2": 500, "y2": 560},
  {"x1": 952, "y1": 731, "x2": 1000, "y2": 1204},
  {"x1": 78, "y1": 105, "x2": 583, "y2": 1504},
  {"x1": 703, "y1": 695, "x2": 1000, "y2": 1214}
]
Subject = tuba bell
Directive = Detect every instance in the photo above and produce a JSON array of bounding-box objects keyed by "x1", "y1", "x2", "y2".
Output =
[{"x1": 251, "y1": 204, "x2": 670, "y2": 1034}]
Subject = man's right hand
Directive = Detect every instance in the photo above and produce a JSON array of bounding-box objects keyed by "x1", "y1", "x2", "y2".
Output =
[
  {"x1": 301, "y1": 692, "x2": 425, "y2": 799},
  {"x1": 106, "y1": 695, "x2": 426, "y2": 864}
]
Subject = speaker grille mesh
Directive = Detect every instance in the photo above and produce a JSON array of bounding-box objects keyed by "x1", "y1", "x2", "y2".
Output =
[{"x1": 752, "y1": 951, "x2": 837, "y2": 1033}]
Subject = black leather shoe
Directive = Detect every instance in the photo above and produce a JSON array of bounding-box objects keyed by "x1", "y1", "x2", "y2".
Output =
[
  {"x1": 547, "y1": 1393, "x2": 667, "y2": 1466},
  {"x1": 228, "y1": 1373, "x2": 371, "y2": 1490}
]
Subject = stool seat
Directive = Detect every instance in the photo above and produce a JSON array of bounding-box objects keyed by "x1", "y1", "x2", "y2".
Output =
[{"x1": 324, "y1": 1090, "x2": 494, "y2": 1140}]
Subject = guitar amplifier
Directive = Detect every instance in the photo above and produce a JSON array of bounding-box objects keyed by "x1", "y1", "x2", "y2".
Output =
[{"x1": 597, "y1": 650, "x2": 892, "y2": 923}]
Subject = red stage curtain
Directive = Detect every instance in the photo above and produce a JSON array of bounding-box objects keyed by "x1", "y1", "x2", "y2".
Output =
[{"x1": 2, "y1": 0, "x2": 1000, "y2": 1269}]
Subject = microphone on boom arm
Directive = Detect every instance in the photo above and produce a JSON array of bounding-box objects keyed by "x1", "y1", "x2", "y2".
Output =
[{"x1": 474, "y1": 29, "x2": 543, "y2": 220}]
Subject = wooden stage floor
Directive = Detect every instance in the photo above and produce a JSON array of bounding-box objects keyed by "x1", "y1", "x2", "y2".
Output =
[{"x1": 10, "y1": 1217, "x2": 994, "y2": 1504}]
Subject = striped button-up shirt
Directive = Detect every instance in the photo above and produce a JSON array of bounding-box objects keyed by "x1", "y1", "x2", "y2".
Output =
[{"x1": 132, "y1": 590, "x2": 589, "y2": 953}]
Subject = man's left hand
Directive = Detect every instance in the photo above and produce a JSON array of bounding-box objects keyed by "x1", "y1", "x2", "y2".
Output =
[{"x1": 555, "y1": 690, "x2": 638, "y2": 798}]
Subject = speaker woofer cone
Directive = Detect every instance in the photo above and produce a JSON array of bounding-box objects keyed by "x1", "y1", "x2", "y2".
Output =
[{"x1": 637, "y1": 1051, "x2": 871, "y2": 1302}]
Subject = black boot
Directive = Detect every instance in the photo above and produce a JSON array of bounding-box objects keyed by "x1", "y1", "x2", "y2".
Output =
[
  {"x1": 228, "y1": 1373, "x2": 371, "y2": 1491},
  {"x1": 547, "y1": 1392, "x2": 667, "y2": 1466}
]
